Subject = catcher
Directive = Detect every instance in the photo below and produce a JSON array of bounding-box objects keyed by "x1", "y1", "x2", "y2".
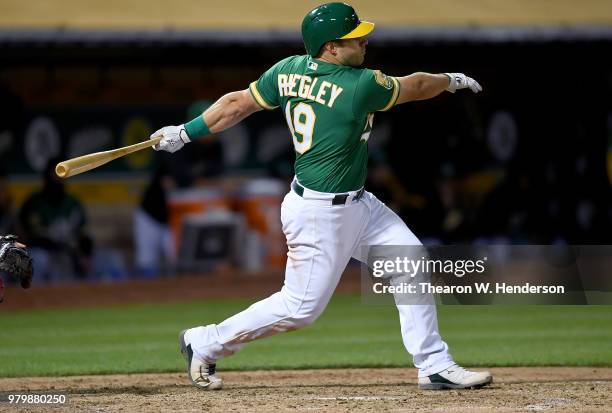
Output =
[{"x1": 0, "y1": 235, "x2": 33, "y2": 303}]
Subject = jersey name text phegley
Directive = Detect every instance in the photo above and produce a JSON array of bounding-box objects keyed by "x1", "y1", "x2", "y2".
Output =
[{"x1": 278, "y1": 74, "x2": 344, "y2": 108}]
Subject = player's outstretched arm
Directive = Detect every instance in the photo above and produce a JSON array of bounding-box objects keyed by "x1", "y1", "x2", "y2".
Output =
[
  {"x1": 395, "y1": 72, "x2": 482, "y2": 105},
  {"x1": 202, "y1": 89, "x2": 263, "y2": 133},
  {"x1": 150, "y1": 89, "x2": 262, "y2": 153}
]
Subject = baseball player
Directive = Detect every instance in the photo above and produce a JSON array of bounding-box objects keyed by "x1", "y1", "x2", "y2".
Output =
[{"x1": 152, "y1": 2, "x2": 492, "y2": 390}]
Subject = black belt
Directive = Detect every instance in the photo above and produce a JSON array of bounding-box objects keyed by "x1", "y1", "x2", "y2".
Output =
[{"x1": 292, "y1": 181, "x2": 364, "y2": 205}]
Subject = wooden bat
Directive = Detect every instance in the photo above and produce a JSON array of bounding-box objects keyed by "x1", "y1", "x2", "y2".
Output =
[{"x1": 55, "y1": 136, "x2": 162, "y2": 178}]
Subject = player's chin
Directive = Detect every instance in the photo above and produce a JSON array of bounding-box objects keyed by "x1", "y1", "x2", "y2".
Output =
[{"x1": 350, "y1": 55, "x2": 365, "y2": 67}]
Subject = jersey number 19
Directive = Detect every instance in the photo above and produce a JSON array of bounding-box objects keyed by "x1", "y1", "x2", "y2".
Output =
[
  {"x1": 284, "y1": 101, "x2": 373, "y2": 154},
  {"x1": 285, "y1": 102, "x2": 316, "y2": 154}
]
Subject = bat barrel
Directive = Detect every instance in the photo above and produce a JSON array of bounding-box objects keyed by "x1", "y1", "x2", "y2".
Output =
[{"x1": 54, "y1": 136, "x2": 161, "y2": 179}]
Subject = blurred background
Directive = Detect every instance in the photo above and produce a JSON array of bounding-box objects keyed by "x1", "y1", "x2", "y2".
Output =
[{"x1": 0, "y1": 0, "x2": 611, "y2": 284}]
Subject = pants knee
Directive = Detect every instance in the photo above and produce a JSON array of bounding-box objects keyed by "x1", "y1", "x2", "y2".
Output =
[
  {"x1": 275, "y1": 301, "x2": 324, "y2": 331},
  {"x1": 287, "y1": 309, "x2": 321, "y2": 329},
  {"x1": 275, "y1": 289, "x2": 329, "y2": 331}
]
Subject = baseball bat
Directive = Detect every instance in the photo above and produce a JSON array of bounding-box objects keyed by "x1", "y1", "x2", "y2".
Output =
[{"x1": 55, "y1": 136, "x2": 162, "y2": 178}]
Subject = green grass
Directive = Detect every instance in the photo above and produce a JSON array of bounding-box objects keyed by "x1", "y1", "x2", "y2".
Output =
[{"x1": 0, "y1": 295, "x2": 611, "y2": 377}]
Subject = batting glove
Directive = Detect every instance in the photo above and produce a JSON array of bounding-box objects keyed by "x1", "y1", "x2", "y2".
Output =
[
  {"x1": 150, "y1": 125, "x2": 191, "y2": 153},
  {"x1": 444, "y1": 73, "x2": 482, "y2": 94}
]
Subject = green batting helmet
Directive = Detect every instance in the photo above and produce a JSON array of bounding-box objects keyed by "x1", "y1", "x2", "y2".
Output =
[{"x1": 301, "y1": 2, "x2": 375, "y2": 57}]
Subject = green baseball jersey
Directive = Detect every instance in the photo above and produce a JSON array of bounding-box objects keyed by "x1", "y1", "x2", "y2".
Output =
[{"x1": 249, "y1": 55, "x2": 400, "y2": 193}]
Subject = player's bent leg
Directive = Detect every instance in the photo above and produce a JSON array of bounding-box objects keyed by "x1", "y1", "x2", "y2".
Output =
[
  {"x1": 178, "y1": 285, "x2": 331, "y2": 391},
  {"x1": 179, "y1": 265, "x2": 334, "y2": 390},
  {"x1": 187, "y1": 284, "x2": 330, "y2": 362},
  {"x1": 181, "y1": 191, "x2": 367, "y2": 389}
]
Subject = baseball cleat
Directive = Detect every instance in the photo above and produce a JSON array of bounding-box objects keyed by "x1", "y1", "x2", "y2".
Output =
[
  {"x1": 418, "y1": 365, "x2": 492, "y2": 390},
  {"x1": 179, "y1": 329, "x2": 223, "y2": 390}
]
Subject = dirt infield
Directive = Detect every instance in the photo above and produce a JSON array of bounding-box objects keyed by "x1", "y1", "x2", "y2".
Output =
[{"x1": 1, "y1": 367, "x2": 610, "y2": 412}]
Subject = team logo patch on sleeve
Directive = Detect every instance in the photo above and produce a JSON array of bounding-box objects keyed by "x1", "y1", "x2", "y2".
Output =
[{"x1": 373, "y1": 70, "x2": 393, "y2": 90}]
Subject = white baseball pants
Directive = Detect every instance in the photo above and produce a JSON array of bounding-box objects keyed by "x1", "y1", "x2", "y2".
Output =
[{"x1": 188, "y1": 186, "x2": 455, "y2": 377}]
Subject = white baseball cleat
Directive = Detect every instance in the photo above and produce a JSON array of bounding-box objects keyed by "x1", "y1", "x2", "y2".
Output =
[
  {"x1": 179, "y1": 329, "x2": 223, "y2": 390},
  {"x1": 418, "y1": 364, "x2": 492, "y2": 390}
]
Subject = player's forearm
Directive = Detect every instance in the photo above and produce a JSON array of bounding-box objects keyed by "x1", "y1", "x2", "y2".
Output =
[
  {"x1": 150, "y1": 89, "x2": 262, "y2": 153},
  {"x1": 203, "y1": 90, "x2": 260, "y2": 133},
  {"x1": 396, "y1": 72, "x2": 449, "y2": 104}
]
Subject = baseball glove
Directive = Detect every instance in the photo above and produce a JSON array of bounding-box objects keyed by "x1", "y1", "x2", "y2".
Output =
[{"x1": 0, "y1": 235, "x2": 33, "y2": 289}]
